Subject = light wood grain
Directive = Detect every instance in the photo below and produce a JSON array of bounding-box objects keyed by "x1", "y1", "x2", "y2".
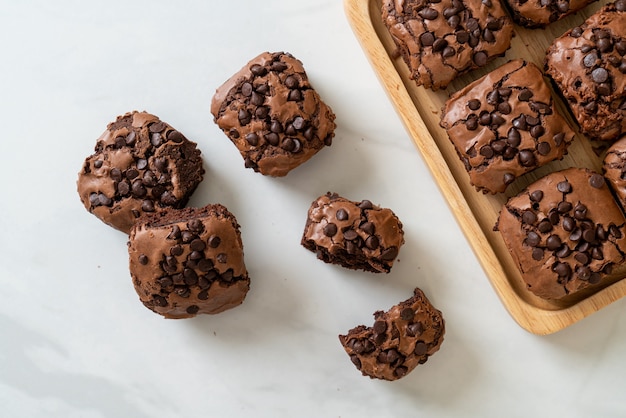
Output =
[{"x1": 344, "y1": 0, "x2": 625, "y2": 334}]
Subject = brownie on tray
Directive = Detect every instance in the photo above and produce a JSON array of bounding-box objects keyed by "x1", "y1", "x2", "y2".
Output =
[
  {"x1": 545, "y1": 1, "x2": 626, "y2": 141},
  {"x1": 381, "y1": 0, "x2": 514, "y2": 91},
  {"x1": 440, "y1": 59, "x2": 575, "y2": 194}
]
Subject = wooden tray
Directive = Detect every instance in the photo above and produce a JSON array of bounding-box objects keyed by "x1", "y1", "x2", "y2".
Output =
[{"x1": 344, "y1": 0, "x2": 625, "y2": 334}]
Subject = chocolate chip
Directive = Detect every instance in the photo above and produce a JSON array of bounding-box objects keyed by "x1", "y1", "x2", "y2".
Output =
[
  {"x1": 512, "y1": 115, "x2": 527, "y2": 131},
  {"x1": 547, "y1": 235, "x2": 562, "y2": 251},
  {"x1": 556, "y1": 0, "x2": 569, "y2": 12},
  {"x1": 323, "y1": 222, "x2": 338, "y2": 237},
  {"x1": 583, "y1": 52, "x2": 597, "y2": 68},
  {"x1": 498, "y1": 102, "x2": 512, "y2": 115},
  {"x1": 456, "y1": 30, "x2": 469, "y2": 44},
  {"x1": 570, "y1": 27, "x2": 582, "y2": 38},
  {"x1": 250, "y1": 64, "x2": 267, "y2": 76},
  {"x1": 507, "y1": 128, "x2": 521, "y2": 147},
  {"x1": 538, "y1": 219, "x2": 553, "y2": 233},
  {"x1": 519, "y1": 150, "x2": 536, "y2": 167},
  {"x1": 433, "y1": 38, "x2": 448, "y2": 53},
  {"x1": 420, "y1": 32, "x2": 435, "y2": 47},
  {"x1": 557, "y1": 180, "x2": 571, "y2": 193},
  {"x1": 343, "y1": 229, "x2": 358, "y2": 241},
  {"x1": 153, "y1": 295, "x2": 168, "y2": 307},
  {"x1": 400, "y1": 307, "x2": 414, "y2": 321},
  {"x1": 584, "y1": 101, "x2": 598, "y2": 113},
  {"x1": 265, "y1": 133, "x2": 279, "y2": 146},
  {"x1": 525, "y1": 231, "x2": 541, "y2": 247},
  {"x1": 532, "y1": 248, "x2": 544, "y2": 260},
  {"x1": 419, "y1": 7, "x2": 439, "y2": 19},
  {"x1": 365, "y1": 235, "x2": 380, "y2": 250},
  {"x1": 518, "y1": 89, "x2": 533, "y2": 102},
  {"x1": 373, "y1": 320, "x2": 387, "y2": 335},
  {"x1": 359, "y1": 200, "x2": 373, "y2": 210},
  {"x1": 503, "y1": 173, "x2": 516, "y2": 185},
  {"x1": 336, "y1": 208, "x2": 349, "y2": 221},
  {"x1": 245, "y1": 133, "x2": 259, "y2": 146},
  {"x1": 591, "y1": 67, "x2": 609, "y2": 83},
  {"x1": 381, "y1": 247, "x2": 399, "y2": 261},
  {"x1": 473, "y1": 51, "x2": 488, "y2": 67},
  {"x1": 589, "y1": 174, "x2": 605, "y2": 188},
  {"x1": 617, "y1": 0, "x2": 626, "y2": 11},
  {"x1": 530, "y1": 190, "x2": 544, "y2": 202},
  {"x1": 414, "y1": 342, "x2": 428, "y2": 356},
  {"x1": 238, "y1": 109, "x2": 251, "y2": 125},
  {"x1": 465, "y1": 115, "x2": 478, "y2": 131},
  {"x1": 556, "y1": 245, "x2": 572, "y2": 258},
  {"x1": 208, "y1": 235, "x2": 221, "y2": 248},
  {"x1": 442, "y1": 46, "x2": 456, "y2": 58},
  {"x1": 522, "y1": 210, "x2": 537, "y2": 225},
  {"x1": 241, "y1": 82, "x2": 253, "y2": 97},
  {"x1": 138, "y1": 254, "x2": 148, "y2": 265}
]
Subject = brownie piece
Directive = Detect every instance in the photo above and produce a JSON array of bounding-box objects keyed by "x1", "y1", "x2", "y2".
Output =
[
  {"x1": 211, "y1": 51, "x2": 336, "y2": 177},
  {"x1": 545, "y1": 1, "x2": 626, "y2": 141},
  {"x1": 77, "y1": 111, "x2": 204, "y2": 234},
  {"x1": 301, "y1": 193, "x2": 405, "y2": 273},
  {"x1": 505, "y1": 0, "x2": 598, "y2": 28},
  {"x1": 495, "y1": 168, "x2": 626, "y2": 300},
  {"x1": 128, "y1": 205, "x2": 250, "y2": 319},
  {"x1": 603, "y1": 135, "x2": 626, "y2": 208},
  {"x1": 440, "y1": 59, "x2": 575, "y2": 194},
  {"x1": 381, "y1": 0, "x2": 514, "y2": 91},
  {"x1": 339, "y1": 288, "x2": 445, "y2": 381}
]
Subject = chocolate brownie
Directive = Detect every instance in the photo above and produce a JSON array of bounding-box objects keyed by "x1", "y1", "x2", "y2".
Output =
[
  {"x1": 603, "y1": 135, "x2": 626, "y2": 208},
  {"x1": 211, "y1": 51, "x2": 336, "y2": 177},
  {"x1": 128, "y1": 205, "x2": 250, "y2": 319},
  {"x1": 77, "y1": 111, "x2": 204, "y2": 234},
  {"x1": 381, "y1": 0, "x2": 514, "y2": 91},
  {"x1": 505, "y1": 0, "x2": 597, "y2": 28},
  {"x1": 339, "y1": 288, "x2": 445, "y2": 381},
  {"x1": 545, "y1": 1, "x2": 626, "y2": 141},
  {"x1": 301, "y1": 193, "x2": 405, "y2": 273},
  {"x1": 440, "y1": 59, "x2": 575, "y2": 194},
  {"x1": 495, "y1": 168, "x2": 626, "y2": 300}
]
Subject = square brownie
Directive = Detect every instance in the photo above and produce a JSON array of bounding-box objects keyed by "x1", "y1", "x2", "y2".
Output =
[
  {"x1": 505, "y1": 0, "x2": 598, "y2": 28},
  {"x1": 495, "y1": 168, "x2": 626, "y2": 300},
  {"x1": 382, "y1": 0, "x2": 514, "y2": 91},
  {"x1": 440, "y1": 59, "x2": 575, "y2": 194},
  {"x1": 545, "y1": 1, "x2": 626, "y2": 141}
]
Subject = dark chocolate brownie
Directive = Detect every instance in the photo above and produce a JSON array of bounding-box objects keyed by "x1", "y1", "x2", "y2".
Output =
[
  {"x1": 505, "y1": 0, "x2": 598, "y2": 28},
  {"x1": 440, "y1": 59, "x2": 575, "y2": 194},
  {"x1": 301, "y1": 193, "x2": 405, "y2": 273},
  {"x1": 211, "y1": 51, "x2": 336, "y2": 177},
  {"x1": 495, "y1": 168, "x2": 626, "y2": 300},
  {"x1": 381, "y1": 0, "x2": 514, "y2": 91},
  {"x1": 603, "y1": 135, "x2": 626, "y2": 208},
  {"x1": 77, "y1": 111, "x2": 204, "y2": 234},
  {"x1": 545, "y1": 1, "x2": 626, "y2": 141},
  {"x1": 339, "y1": 288, "x2": 445, "y2": 381},
  {"x1": 128, "y1": 205, "x2": 250, "y2": 319}
]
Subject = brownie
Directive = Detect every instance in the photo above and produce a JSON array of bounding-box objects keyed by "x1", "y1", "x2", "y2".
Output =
[
  {"x1": 440, "y1": 59, "x2": 575, "y2": 194},
  {"x1": 339, "y1": 288, "x2": 445, "y2": 381},
  {"x1": 495, "y1": 168, "x2": 626, "y2": 300},
  {"x1": 381, "y1": 0, "x2": 514, "y2": 91},
  {"x1": 603, "y1": 135, "x2": 626, "y2": 208},
  {"x1": 128, "y1": 205, "x2": 250, "y2": 319},
  {"x1": 77, "y1": 111, "x2": 204, "y2": 234},
  {"x1": 211, "y1": 51, "x2": 336, "y2": 177},
  {"x1": 505, "y1": 0, "x2": 598, "y2": 28},
  {"x1": 545, "y1": 1, "x2": 626, "y2": 141},
  {"x1": 301, "y1": 193, "x2": 405, "y2": 273}
]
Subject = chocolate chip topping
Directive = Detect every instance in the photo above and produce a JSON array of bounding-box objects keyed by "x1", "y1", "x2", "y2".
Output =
[
  {"x1": 128, "y1": 205, "x2": 250, "y2": 319},
  {"x1": 497, "y1": 168, "x2": 626, "y2": 300},
  {"x1": 301, "y1": 193, "x2": 405, "y2": 273},
  {"x1": 339, "y1": 288, "x2": 445, "y2": 381},
  {"x1": 440, "y1": 60, "x2": 574, "y2": 194},
  {"x1": 211, "y1": 52, "x2": 336, "y2": 177},
  {"x1": 78, "y1": 111, "x2": 204, "y2": 233}
]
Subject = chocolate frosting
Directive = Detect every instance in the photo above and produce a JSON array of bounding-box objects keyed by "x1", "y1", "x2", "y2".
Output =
[{"x1": 128, "y1": 205, "x2": 250, "y2": 319}]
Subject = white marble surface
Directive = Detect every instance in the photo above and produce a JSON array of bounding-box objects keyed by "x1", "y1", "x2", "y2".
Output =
[{"x1": 1, "y1": 1, "x2": 625, "y2": 417}]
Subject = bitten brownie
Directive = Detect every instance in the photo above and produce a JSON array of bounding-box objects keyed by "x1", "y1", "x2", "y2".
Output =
[
  {"x1": 381, "y1": 0, "x2": 514, "y2": 91},
  {"x1": 505, "y1": 0, "x2": 597, "y2": 28},
  {"x1": 440, "y1": 59, "x2": 575, "y2": 194},
  {"x1": 211, "y1": 51, "x2": 336, "y2": 177},
  {"x1": 603, "y1": 136, "x2": 626, "y2": 208},
  {"x1": 301, "y1": 193, "x2": 405, "y2": 273},
  {"x1": 495, "y1": 168, "x2": 626, "y2": 300},
  {"x1": 545, "y1": 1, "x2": 626, "y2": 141},
  {"x1": 339, "y1": 288, "x2": 445, "y2": 381},
  {"x1": 77, "y1": 111, "x2": 204, "y2": 234},
  {"x1": 128, "y1": 205, "x2": 250, "y2": 319}
]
